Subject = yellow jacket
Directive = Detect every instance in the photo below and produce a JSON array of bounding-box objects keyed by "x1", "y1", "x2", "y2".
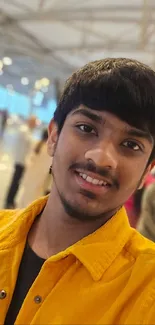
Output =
[{"x1": 1, "y1": 196, "x2": 155, "y2": 324}]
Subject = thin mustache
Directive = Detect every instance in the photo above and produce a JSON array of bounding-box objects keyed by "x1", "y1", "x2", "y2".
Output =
[{"x1": 70, "y1": 162, "x2": 119, "y2": 189}]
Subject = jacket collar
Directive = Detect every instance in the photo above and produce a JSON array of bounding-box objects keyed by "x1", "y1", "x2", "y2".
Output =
[
  {"x1": 69, "y1": 207, "x2": 131, "y2": 281},
  {"x1": 0, "y1": 196, "x2": 132, "y2": 281}
]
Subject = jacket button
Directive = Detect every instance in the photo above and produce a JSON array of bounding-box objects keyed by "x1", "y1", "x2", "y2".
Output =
[
  {"x1": 0, "y1": 290, "x2": 7, "y2": 299},
  {"x1": 34, "y1": 295, "x2": 42, "y2": 304}
]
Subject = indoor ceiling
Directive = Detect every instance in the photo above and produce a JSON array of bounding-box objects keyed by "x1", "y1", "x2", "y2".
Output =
[{"x1": 0, "y1": 0, "x2": 155, "y2": 96}]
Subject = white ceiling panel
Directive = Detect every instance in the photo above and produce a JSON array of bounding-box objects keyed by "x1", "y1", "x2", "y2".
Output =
[{"x1": 0, "y1": 0, "x2": 155, "y2": 96}]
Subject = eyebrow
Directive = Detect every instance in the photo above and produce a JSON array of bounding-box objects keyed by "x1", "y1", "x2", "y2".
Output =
[
  {"x1": 71, "y1": 109, "x2": 103, "y2": 124},
  {"x1": 71, "y1": 108, "x2": 153, "y2": 144},
  {"x1": 127, "y1": 129, "x2": 153, "y2": 144}
]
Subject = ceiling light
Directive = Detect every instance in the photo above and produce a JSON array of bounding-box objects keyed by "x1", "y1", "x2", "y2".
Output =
[
  {"x1": 21, "y1": 77, "x2": 29, "y2": 85},
  {"x1": 34, "y1": 80, "x2": 42, "y2": 90},
  {"x1": 41, "y1": 78, "x2": 50, "y2": 87},
  {"x1": 3, "y1": 57, "x2": 12, "y2": 66}
]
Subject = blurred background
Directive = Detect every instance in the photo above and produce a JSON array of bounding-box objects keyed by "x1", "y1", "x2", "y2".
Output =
[{"x1": 0, "y1": 0, "x2": 155, "y2": 229}]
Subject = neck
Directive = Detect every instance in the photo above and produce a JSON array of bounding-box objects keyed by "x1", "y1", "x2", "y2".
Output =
[{"x1": 28, "y1": 186, "x2": 118, "y2": 259}]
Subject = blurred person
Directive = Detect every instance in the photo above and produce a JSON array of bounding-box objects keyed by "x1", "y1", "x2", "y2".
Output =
[
  {"x1": 4, "y1": 116, "x2": 37, "y2": 209},
  {"x1": 125, "y1": 173, "x2": 155, "y2": 227},
  {"x1": 1, "y1": 58, "x2": 155, "y2": 324},
  {"x1": 0, "y1": 109, "x2": 8, "y2": 136},
  {"x1": 16, "y1": 129, "x2": 51, "y2": 208},
  {"x1": 137, "y1": 180, "x2": 155, "y2": 241},
  {"x1": 151, "y1": 165, "x2": 155, "y2": 175}
]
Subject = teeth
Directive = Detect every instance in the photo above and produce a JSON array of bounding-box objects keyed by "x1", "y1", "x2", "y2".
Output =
[
  {"x1": 92, "y1": 179, "x2": 100, "y2": 185},
  {"x1": 86, "y1": 176, "x2": 92, "y2": 183},
  {"x1": 79, "y1": 173, "x2": 107, "y2": 186},
  {"x1": 79, "y1": 173, "x2": 87, "y2": 179}
]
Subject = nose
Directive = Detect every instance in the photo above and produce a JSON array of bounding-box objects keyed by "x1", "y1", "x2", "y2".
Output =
[{"x1": 85, "y1": 142, "x2": 118, "y2": 170}]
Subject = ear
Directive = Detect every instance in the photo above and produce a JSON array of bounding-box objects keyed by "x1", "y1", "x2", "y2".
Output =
[
  {"x1": 47, "y1": 119, "x2": 58, "y2": 157},
  {"x1": 138, "y1": 161, "x2": 155, "y2": 189}
]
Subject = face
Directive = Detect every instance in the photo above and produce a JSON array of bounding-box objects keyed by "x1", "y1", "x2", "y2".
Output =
[{"x1": 48, "y1": 106, "x2": 153, "y2": 221}]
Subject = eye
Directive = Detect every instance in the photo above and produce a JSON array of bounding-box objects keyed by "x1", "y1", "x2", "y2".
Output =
[
  {"x1": 76, "y1": 124, "x2": 97, "y2": 134},
  {"x1": 122, "y1": 140, "x2": 141, "y2": 151}
]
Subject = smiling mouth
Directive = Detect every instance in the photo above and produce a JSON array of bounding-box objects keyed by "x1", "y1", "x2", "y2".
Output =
[{"x1": 75, "y1": 171, "x2": 112, "y2": 188}]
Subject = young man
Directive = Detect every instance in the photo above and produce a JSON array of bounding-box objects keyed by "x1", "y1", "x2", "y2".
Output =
[{"x1": 2, "y1": 58, "x2": 155, "y2": 325}]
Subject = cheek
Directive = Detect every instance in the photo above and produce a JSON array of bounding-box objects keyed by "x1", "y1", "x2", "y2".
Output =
[
  {"x1": 56, "y1": 129, "x2": 85, "y2": 161},
  {"x1": 53, "y1": 132, "x2": 78, "y2": 169},
  {"x1": 119, "y1": 159, "x2": 147, "y2": 192}
]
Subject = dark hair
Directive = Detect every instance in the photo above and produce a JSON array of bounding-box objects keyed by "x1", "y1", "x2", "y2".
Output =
[{"x1": 54, "y1": 58, "x2": 155, "y2": 161}]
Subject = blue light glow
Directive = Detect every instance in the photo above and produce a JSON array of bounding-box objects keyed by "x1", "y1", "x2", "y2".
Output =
[{"x1": 0, "y1": 86, "x2": 56, "y2": 123}]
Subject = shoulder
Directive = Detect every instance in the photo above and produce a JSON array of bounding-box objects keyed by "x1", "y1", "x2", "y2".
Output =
[
  {"x1": 125, "y1": 228, "x2": 155, "y2": 264},
  {"x1": 126, "y1": 231, "x2": 155, "y2": 322},
  {"x1": 0, "y1": 197, "x2": 47, "y2": 247},
  {"x1": 0, "y1": 208, "x2": 25, "y2": 246},
  {"x1": 0, "y1": 208, "x2": 19, "y2": 221},
  {"x1": 0, "y1": 208, "x2": 22, "y2": 231}
]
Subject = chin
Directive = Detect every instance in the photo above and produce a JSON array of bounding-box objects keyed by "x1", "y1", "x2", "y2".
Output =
[{"x1": 60, "y1": 194, "x2": 104, "y2": 221}]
